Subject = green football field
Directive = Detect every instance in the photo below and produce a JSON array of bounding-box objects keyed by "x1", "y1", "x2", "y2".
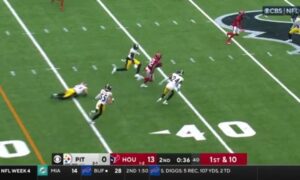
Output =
[{"x1": 1, "y1": 0, "x2": 300, "y2": 165}]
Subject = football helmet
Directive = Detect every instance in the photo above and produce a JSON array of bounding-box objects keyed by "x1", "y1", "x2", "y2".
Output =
[
  {"x1": 104, "y1": 84, "x2": 112, "y2": 91},
  {"x1": 155, "y1": 52, "x2": 162, "y2": 60},
  {"x1": 133, "y1": 43, "x2": 139, "y2": 50},
  {"x1": 176, "y1": 70, "x2": 184, "y2": 76}
]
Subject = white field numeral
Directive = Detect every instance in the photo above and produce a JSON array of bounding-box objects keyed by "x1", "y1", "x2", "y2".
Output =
[
  {"x1": 0, "y1": 140, "x2": 30, "y2": 158},
  {"x1": 176, "y1": 124, "x2": 206, "y2": 141},
  {"x1": 218, "y1": 121, "x2": 256, "y2": 138}
]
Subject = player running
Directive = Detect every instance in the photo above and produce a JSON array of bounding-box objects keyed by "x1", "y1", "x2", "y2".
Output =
[
  {"x1": 140, "y1": 52, "x2": 162, "y2": 88},
  {"x1": 226, "y1": 10, "x2": 245, "y2": 45},
  {"x1": 51, "y1": 82, "x2": 88, "y2": 100},
  {"x1": 287, "y1": 15, "x2": 300, "y2": 42},
  {"x1": 89, "y1": 84, "x2": 114, "y2": 123},
  {"x1": 157, "y1": 70, "x2": 184, "y2": 105},
  {"x1": 111, "y1": 43, "x2": 143, "y2": 80}
]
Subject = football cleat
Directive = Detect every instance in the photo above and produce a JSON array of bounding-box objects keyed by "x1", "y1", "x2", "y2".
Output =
[
  {"x1": 111, "y1": 64, "x2": 117, "y2": 74},
  {"x1": 163, "y1": 100, "x2": 168, "y2": 105},
  {"x1": 89, "y1": 120, "x2": 95, "y2": 125},
  {"x1": 140, "y1": 83, "x2": 148, "y2": 88},
  {"x1": 156, "y1": 98, "x2": 162, "y2": 102},
  {"x1": 226, "y1": 41, "x2": 231, "y2": 45},
  {"x1": 134, "y1": 74, "x2": 144, "y2": 80}
]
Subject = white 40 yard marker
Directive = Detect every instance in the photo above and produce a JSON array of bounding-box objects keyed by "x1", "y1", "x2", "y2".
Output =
[{"x1": 150, "y1": 121, "x2": 256, "y2": 141}]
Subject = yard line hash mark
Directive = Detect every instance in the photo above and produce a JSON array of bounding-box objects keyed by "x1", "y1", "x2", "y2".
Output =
[
  {"x1": 154, "y1": 21, "x2": 160, "y2": 26},
  {"x1": 136, "y1": 23, "x2": 142, "y2": 27},
  {"x1": 189, "y1": 0, "x2": 300, "y2": 104},
  {"x1": 63, "y1": 27, "x2": 69, "y2": 32},
  {"x1": 267, "y1": 52, "x2": 273, "y2": 57},
  {"x1": 92, "y1": 65, "x2": 98, "y2": 70},
  {"x1": 100, "y1": 25, "x2": 106, "y2": 30},
  {"x1": 172, "y1": 20, "x2": 178, "y2": 25},
  {"x1": 190, "y1": 57, "x2": 196, "y2": 63},
  {"x1": 4, "y1": 0, "x2": 113, "y2": 153},
  {"x1": 170, "y1": 59, "x2": 176, "y2": 64},
  {"x1": 228, "y1": 55, "x2": 234, "y2": 60},
  {"x1": 0, "y1": 85, "x2": 46, "y2": 164},
  {"x1": 72, "y1": 66, "x2": 78, "y2": 72},
  {"x1": 96, "y1": 0, "x2": 234, "y2": 153},
  {"x1": 190, "y1": 19, "x2": 196, "y2": 23},
  {"x1": 10, "y1": 71, "x2": 16, "y2": 76},
  {"x1": 6, "y1": 30, "x2": 11, "y2": 36},
  {"x1": 31, "y1": 69, "x2": 37, "y2": 75},
  {"x1": 44, "y1": 28, "x2": 49, "y2": 33},
  {"x1": 209, "y1": 56, "x2": 215, "y2": 62},
  {"x1": 82, "y1": 26, "x2": 87, "y2": 31}
]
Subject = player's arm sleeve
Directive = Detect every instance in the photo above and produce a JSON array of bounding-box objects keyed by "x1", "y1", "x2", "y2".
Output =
[{"x1": 95, "y1": 93, "x2": 101, "y2": 100}]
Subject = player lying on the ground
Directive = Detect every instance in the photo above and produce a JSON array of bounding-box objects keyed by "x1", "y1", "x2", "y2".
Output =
[
  {"x1": 89, "y1": 84, "x2": 114, "y2": 123},
  {"x1": 226, "y1": 10, "x2": 245, "y2": 45},
  {"x1": 51, "y1": 82, "x2": 88, "y2": 100},
  {"x1": 157, "y1": 70, "x2": 184, "y2": 105},
  {"x1": 287, "y1": 16, "x2": 300, "y2": 42},
  {"x1": 111, "y1": 43, "x2": 143, "y2": 80},
  {"x1": 140, "y1": 52, "x2": 162, "y2": 88}
]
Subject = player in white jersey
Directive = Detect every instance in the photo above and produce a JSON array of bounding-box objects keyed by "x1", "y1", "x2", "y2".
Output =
[
  {"x1": 157, "y1": 70, "x2": 184, "y2": 105},
  {"x1": 51, "y1": 82, "x2": 88, "y2": 100},
  {"x1": 111, "y1": 43, "x2": 143, "y2": 79},
  {"x1": 89, "y1": 84, "x2": 114, "y2": 122}
]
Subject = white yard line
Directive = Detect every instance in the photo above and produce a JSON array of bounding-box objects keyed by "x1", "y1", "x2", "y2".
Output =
[
  {"x1": 189, "y1": 0, "x2": 300, "y2": 104},
  {"x1": 96, "y1": 0, "x2": 234, "y2": 153},
  {"x1": 4, "y1": 0, "x2": 113, "y2": 153},
  {"x1": 284, "y1": 0, "x2": 294, "y2": 6}
]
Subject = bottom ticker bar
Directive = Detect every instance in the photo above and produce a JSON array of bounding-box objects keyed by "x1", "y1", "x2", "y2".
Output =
[{"x1": 1, "y1": 166, "x2": 300, "y2": 180}]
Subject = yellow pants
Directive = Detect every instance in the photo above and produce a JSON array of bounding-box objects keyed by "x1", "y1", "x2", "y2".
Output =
[
  {"x1": 63, "y1": 88, "x2": 75, "y2": 98},
  {"x1": 126, "y1": 59, "x2": 140, "y2": 70},
  {"x1": 289, "y1": 27, "x2": 300, "y2": 34}
]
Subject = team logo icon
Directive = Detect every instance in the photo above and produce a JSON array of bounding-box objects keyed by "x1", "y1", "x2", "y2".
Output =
[{"x1": 63, "y1": 153, "x2": 72, "y2": 165}]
